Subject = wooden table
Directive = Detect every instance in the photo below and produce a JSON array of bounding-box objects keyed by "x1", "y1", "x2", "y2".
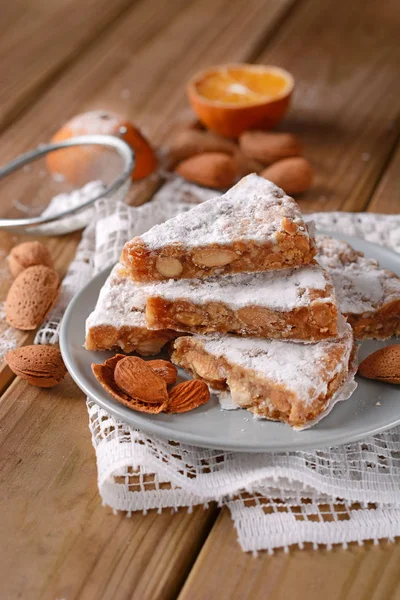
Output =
[{"x1": 0, "y1": 0, "x2": 399, "y2": 598}]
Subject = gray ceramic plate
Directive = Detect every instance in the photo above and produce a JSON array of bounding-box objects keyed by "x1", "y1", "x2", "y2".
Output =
[{"x1": 60, "y1": 232, "x2": 400, "y2": 452}]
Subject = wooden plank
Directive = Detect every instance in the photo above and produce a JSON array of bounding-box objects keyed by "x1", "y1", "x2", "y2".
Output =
[
  {"x1": 253, "y1": 0, "x2": 400, "y2": 213},
  {"x1": 366, "y1": 144, "x2": 400, "y2": 214},
  {"x1": 0, "y1": 0, "x2": 136, "y2": 130},
  {"x1": 178, "y1": 508, "x2": 400, "y2": 600},
  {"x1": 0, "y1": 375, "x2": 218, "y2": 600},
  {"x1": 0, "y1": 1, "x2": 297, "y2": 597}
]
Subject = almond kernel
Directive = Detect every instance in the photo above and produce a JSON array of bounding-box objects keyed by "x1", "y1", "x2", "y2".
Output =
[
  {"x1": 156, "y1": 256, "x2": 183, "y2": 278},
  {"x1": 147, "y1": 359, "x2": 177, "y2": 386},
  {"x1": 166, "y1": 379, "x2": 210, "y2": 413},
  {"x1": 260, "y1": 157, "x2": 313, "y2": 195},
  {"x1": 192, "y1": 248, "x2": 238, "y2": 268},
  {"x1": 281, "y1": 217, "x2": 299, "y2": 234},
  {"x1": 239, "y1": 131, "x2": 303, "y2": 165},
  {"x1": 167, "y1": 129, "x2": 236, "y2": 166},
  {"x1": 114, "y1": 356, "x2": 168, "y2": 403},
  {"x1": 175, "y1": 311, "x2": 204, "y2": 327},
  {"x1": 175, "y1": 152, "x2": 237, "y2": 189}
]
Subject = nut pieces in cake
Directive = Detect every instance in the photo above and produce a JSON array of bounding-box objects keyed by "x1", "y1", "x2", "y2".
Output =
[{"x1": 92, "y1": 354, "x2": 210, "y2": 413}]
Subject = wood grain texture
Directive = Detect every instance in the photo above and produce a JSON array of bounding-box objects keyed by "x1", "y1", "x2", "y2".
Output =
[
  {"x1": 0, "y1": 375, "x2": 218, "y2": 600},
  {"x1": 367, "y1": 143, "x2": 400, "y2": 213},
  {"x1": 0, "y1": 0, "x2": 294, "y2": 386},
  {"x1": 179, "y1": 508, "x2": 400, "y2": 600},
  {"x1": 0, "y1": 0, "x2": 136, "y2": 130},
  {"x1": 0, "y1": 1, "x2": 299, "y2": 597},
  {"x1": 0, "y1": 0, "x2": 294, "y2": 164},
  {"x1": 254, "y1": 0, "x2": 400, "y2": 213}
]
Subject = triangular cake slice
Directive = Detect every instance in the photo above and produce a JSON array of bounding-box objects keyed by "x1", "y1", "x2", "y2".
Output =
[
  {"x1": 145, "y1": 263, "x2": 339, "y2": 341},
  {"x1": 316, "y1": 235, "x2": 400, "y2": 340},
  {"x1": 171, "y1": 318, "x2": 356, "y2": 430},
  {"x1": 85, "y1": 265, "x2": 178, "y2": 355},
  {"x1": 120, "y1": 174, "x2": 316, "y2": 282}
]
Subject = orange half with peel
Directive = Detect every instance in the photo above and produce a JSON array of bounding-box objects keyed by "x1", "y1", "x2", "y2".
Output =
[{"x1": 187, "y1": 64, "x2": 294, "y2": 138}]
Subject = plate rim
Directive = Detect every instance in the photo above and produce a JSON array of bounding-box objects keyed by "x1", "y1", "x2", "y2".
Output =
[{"x1": 60, "y1": 231, "x2": 400, "y2": 452}]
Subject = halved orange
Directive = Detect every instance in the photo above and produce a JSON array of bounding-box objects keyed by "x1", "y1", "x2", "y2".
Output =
[
  {"x1": 187, "y1": 64, "x2": 294, "y2": 138},
  {"x1": 47, "y1": 110, "x2": 158, "y2": 185}
]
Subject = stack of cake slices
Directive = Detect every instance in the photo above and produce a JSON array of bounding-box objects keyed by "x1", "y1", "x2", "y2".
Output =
[{"x1": 86, "y1": 173, "x2": 398, "y2": 428}]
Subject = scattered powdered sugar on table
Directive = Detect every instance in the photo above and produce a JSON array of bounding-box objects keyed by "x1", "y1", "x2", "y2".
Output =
[
  {"x1": 146, "y1": 264, "x2": 333, "y2": 311},
  {"x1": 0, "y1": 302, "x2": 20, "y2": 361},
  {"x1": 135, "y1": 174, "x2": 311, "y2": 250}
]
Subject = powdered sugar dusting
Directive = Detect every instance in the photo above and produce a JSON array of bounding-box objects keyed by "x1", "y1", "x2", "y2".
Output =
[
  {"x1": 60, "y1": 110, "x2": 122, "y2": 136},
  {"x1": 86, "y1": 264, "x2": 148, "y2": 331},
  {"x1": 42, "y1": 180, "x2": 106, "y2": 218},
  {"x1": 135, "y1": 174, "x2": 312, "y2": 250},
  {"x1": 146, "y1": 263, "x2": 334, "y2": 311},
  {"x1": 317, "y1": 235, "x2": 400, "y2": 314},
  {"x1": 191, "y1": 316, "x2": 353, "y2": 407}
]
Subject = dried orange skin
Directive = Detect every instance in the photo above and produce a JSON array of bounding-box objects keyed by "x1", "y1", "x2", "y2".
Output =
[
  {"x1": 187, "y1": 64, "x2": 294, "y2": 138},
  {"x1": 47, "y1": 111, "x2": 158, "y2": 184}
]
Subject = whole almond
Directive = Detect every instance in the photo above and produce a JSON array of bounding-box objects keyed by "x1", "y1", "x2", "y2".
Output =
[
  {"x1": 260, "y1": 157, "x2": 313, "y2": 195},
  {"x1": 239, "y1": 131, "x2": 303, "y2": 165},
  {"x1": 92, "y1": 355, "x2": 168, "y2": 414},
  {"x1": 5, "y1": 265, "x2": 60, "y2": 330},
  {"x1": 358, "y1": 345, "x2": 400, "y2": 384},
  {"x1": 147, "y1": 359, "x2": 177, "y2": 386},
  {"x1": 6, "y1": 345, "x2": 67, "y2": 387},
  {"x1": 166, "y1": 379, "x2": 210, "y2": 413},
  {"x1": 8, "y1": 241, "x2": 53, "y2": 278},
  {"x1": 114, "y1": 356, "x2": 168, "y2": 404},
  {"x1": 167, "y1": 129, "x2": 236, "y2": 167},
  {"x1": 175, "y1": 152, "x2": 237, "y2": 189},
  {"x1": 233, "y1": 148, "x2": 264, "y2": 177}
]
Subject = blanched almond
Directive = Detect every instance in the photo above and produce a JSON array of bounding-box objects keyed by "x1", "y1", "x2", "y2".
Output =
[
  {"x1": 260, "y1": 157, "x2": 313, "y2": 195},
  {"x1": 156, "y1": 256, "x2": 183, "y2": 278},
  {"x1": 192, "y1": 248, "x2": 238, "y2": 267},
  {"x1": 239, "y1": 131, "x2": 303, "y2": 165}
]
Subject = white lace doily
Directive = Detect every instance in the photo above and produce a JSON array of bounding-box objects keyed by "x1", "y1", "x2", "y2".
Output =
[{"x1": 36, "y1": 179, "x2": 400, "y2": 553}]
